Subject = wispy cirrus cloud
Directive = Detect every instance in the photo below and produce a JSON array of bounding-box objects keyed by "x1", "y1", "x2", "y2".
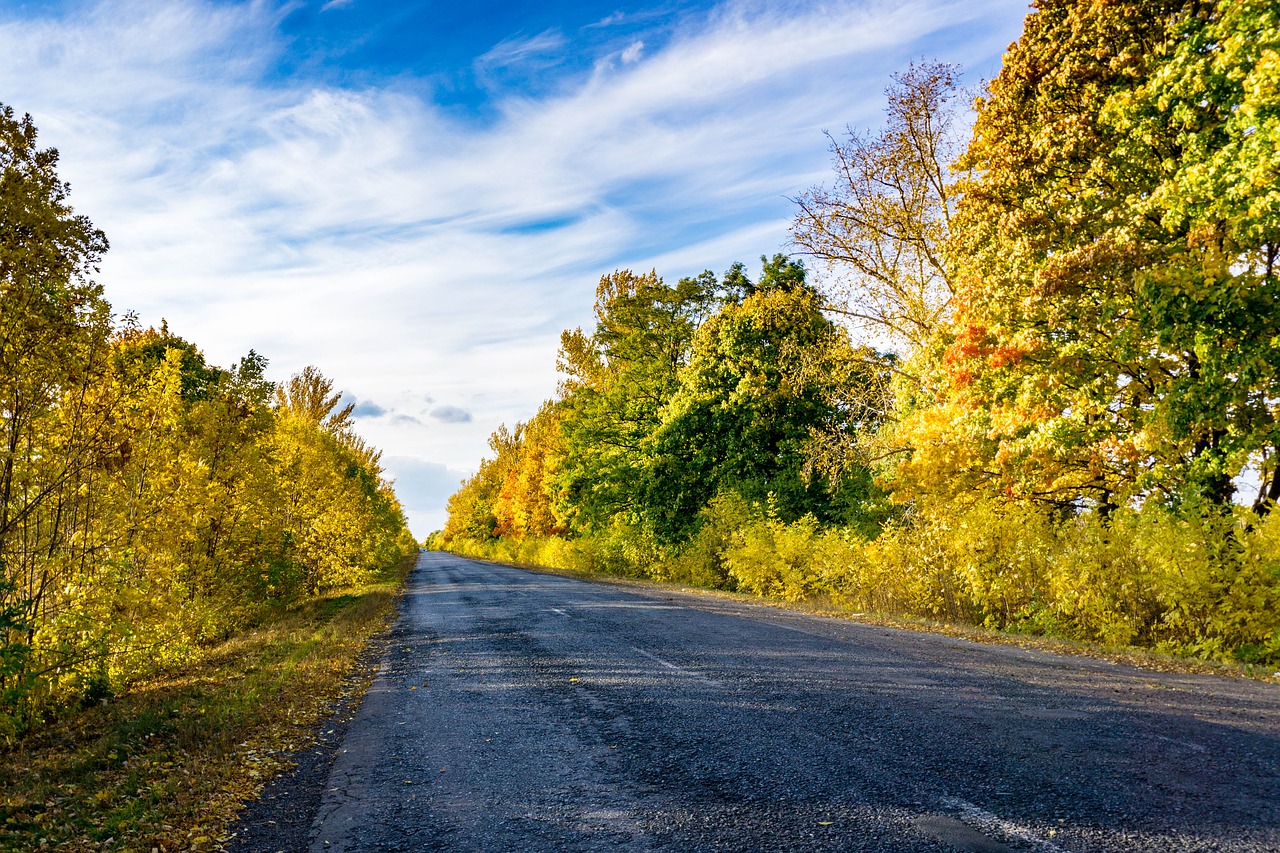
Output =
[
  {"x1": 476, "y1": 28, "x2": 567, "y2": 71},
  {"x1": 619, "y1": 40, "x2": 645, "y2": 64},
  {"x1": 586, "y1": 11, "x2": 628, "y2": 29},
  {"x1": 0, "y1": 0, "x2": 1030, "y2": 533}
]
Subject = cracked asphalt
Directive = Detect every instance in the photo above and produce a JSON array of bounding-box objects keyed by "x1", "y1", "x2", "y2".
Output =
[{"x1": 232, "y1": 550, "x2": 1280, "y2": 852}]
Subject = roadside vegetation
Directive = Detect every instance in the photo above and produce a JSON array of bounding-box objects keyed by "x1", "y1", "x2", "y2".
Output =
[
  {"x1": 0, "y1": 95, "x2": 418, "y2": 848},
  {"x1": 433, "y1": 0, "x2": 1280, "y2": 667},
  {"x1": 0, "y1": 554, "x2": 411, "y2": 852}
]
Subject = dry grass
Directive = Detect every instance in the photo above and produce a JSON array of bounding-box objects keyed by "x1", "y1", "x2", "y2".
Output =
[{"x1": 0, "y1": 554, "x2": 414, "y2": 853}]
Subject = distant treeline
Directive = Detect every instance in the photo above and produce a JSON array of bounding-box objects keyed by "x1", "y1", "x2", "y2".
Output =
[
  {"x1": 434, "y1": 0, "x2": 1280, "y2": 665},
  {"x1": 0, "y1": 105, "x2": 417, "y2": 736}
]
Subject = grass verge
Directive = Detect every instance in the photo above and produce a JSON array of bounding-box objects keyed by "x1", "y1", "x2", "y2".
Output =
[{"x1": 0, "y1": 552, "x2": 415, "y2": 853}]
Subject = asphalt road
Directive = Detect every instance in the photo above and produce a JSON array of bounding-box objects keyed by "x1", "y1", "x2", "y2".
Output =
[{"x1": 241, "y1": 550, "x2": 1280, "y2": 852}]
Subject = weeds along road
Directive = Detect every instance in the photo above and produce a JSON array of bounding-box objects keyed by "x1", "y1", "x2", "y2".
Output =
[{"x1": 295, "y1": 551, "x2": 1279, "y2": 852}]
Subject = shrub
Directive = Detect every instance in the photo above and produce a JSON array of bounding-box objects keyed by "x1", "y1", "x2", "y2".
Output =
[{"x1": 443, "y1": 494, "x2": 1280, "y2": 664}]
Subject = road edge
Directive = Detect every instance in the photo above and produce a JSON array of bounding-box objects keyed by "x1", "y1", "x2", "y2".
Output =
[
  {"x1": 438, "y1": 550, "x2": 1280, "y2": 685},
  {"x1": 221, "y1": 558, "x2": 417, "y2": 852}
]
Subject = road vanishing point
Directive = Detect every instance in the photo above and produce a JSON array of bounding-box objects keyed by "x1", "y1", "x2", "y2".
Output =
[{"x1": 233, "y1": 550, "x2": 1280, "y2": 852}]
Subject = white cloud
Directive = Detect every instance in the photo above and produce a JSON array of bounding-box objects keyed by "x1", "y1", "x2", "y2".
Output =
[
  {"x1": 620, "y1": 40, "x2": 645, "y2": 64},
  {"x1": 475, "y1": 28, "x2": 567, "y2": 71},
  {"x1": 0, "y1": 0, "x2": 1031, "y2": 535},
  {"x1": 586, "y1": 11, "x2": 627, "y2": 29},
  {"x1": 430, "y1": 406, "x2": 474, "y2": 424}
]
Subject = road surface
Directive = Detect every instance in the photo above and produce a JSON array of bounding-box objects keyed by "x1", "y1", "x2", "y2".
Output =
[{"x1": 236, "y1": 550, "x2": 1280, "y2": 852}]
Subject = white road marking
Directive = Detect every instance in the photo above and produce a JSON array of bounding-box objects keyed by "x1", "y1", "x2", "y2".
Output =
[
  {"x1": 632, "y1": 647, "x2": 683, "y2": 671},
  {"x1": 940, "y1": 798, "x2": 1067, "y2": 852},
  {"x1": 745, "y1": 617, "x2": 837, "y2": 640},
  {"x1": 1153, "y1": 734, "x2": 1207, "y2": 752},
  {"x1": 630, "y1": 646, "x2": 721, "y2": 686}
]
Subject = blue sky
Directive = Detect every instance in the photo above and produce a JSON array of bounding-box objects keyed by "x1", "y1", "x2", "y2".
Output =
[{"x1": 0, "y1": 0, "x2": 1031, "y2": 535}]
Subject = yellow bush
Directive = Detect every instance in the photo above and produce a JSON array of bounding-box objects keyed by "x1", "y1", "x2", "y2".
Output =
[
  {"x1": 444, "y1": 495, "x2": 1279, "y2": 665},
  {"x1": 723, "y1": 514, "x2": 822, "y2": 601}
]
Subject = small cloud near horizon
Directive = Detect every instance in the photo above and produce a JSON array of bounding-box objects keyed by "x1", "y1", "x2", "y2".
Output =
[
  {"x1": 430, "y1": 405, "x2": 473, "y2": 424},
  {"x1": 351, "y1": 398, "x2": 387, "y2": 417}
]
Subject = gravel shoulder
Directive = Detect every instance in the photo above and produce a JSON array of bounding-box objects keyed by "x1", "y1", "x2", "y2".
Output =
[{"x1": 224, "y1": 610, "x2": 397, "y2": 853}]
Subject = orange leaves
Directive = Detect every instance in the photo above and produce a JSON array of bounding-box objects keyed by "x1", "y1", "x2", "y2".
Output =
[
  {"x1": 944, "y1": 321, "x2": 1029, "y2": 373},
  {"x1": 988, "y1": 345, "x2": 1026, "y2": 370},
  {"x1": 944, "y1": 323, "x2": 991, "y2": 365}
]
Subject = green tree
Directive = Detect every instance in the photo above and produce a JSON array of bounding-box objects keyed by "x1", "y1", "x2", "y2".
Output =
[
  {"x1": 643, "y1": 263, "x2": 884, "y2": 541},
  {"x1": 112, "y1": 318, "x2": 220, "y2": 402},
  {"x1": 1105, "y1": 0, "x2": 1280, "y2": 510},
  {"x1": 555, "y1": 269, "x2": 719, "y2": 531},
  {"x1": 176, "y1": 352, "x2": 279, "y2": 605}
]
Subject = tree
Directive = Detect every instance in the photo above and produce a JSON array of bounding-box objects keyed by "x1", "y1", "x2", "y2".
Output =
[
  {"x1": 276, "y1": 364, "x2": 355, "y2": 434},
  {"x1": 112, "y1": 319, "x2": 220, "y2": 402},
  {"x1": 0, "y1": 104, "x2": 416, "y2": 725},
  {"x1": 1106, "y1": 0, "x2": 1280, "y2": 511},
  {"x1": 272, "y1": 365, "x2": 406, "y2": 593},
  {"x1": 177, "y1": 352, "x2": 279, "y2": 602},
  {"x1": 555, "y1": 269, "x2": 719, "y2": 531},
  {"x1": 793, "y1": 62, "x2": 961, "y2": 355},
  {"x1": 440, "y1": 431, "x2": 515, "y2": 544},
  {"x1": 0, "y1": 104, "x2": 112, "y2": 696},
  {"x1": 492, "y1": 401, "x2": 565, "y2": 539},
  {"x1": 642, "y1": 264, "x2": 885, "y2": 541},
  {"x1": 929, "y1": 0, "x2": 1278, "y2": 512},
  {"x1": 791, "y1": 65, "x2": 963, "y2": 497}
]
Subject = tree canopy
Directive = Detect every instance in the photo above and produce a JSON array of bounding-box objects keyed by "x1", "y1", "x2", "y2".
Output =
[
  {"x1": 439, "y1": 0, "x2": 1280, "y2": 666},
  {"x1": 0, "y1": 106, "x2": 417, "y2": 735}
]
